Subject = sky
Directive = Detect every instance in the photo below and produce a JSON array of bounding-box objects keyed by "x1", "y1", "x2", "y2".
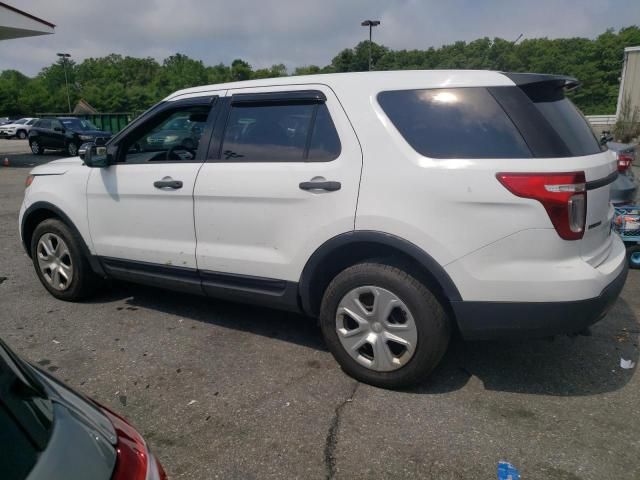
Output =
[{"x1": 2, "y1": 0, "x2": 640, "y2": 76}]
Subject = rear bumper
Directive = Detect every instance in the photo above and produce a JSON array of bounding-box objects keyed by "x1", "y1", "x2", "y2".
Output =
[{"x1": 452, "y1": 261, "x2": 628, "y2": 340}]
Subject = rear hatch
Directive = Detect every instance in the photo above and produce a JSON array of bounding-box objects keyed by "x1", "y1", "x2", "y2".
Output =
[{"x1": 494, "y1": 73, "x2": 617, "y2": 266}]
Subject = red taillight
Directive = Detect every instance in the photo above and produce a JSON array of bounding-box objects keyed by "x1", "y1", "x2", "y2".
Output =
[
  {"x1": 617, "y1": 152, "x2": 634, "y2": 172},
  {"x1": 497, "y1": 172, "x2": 587, "y2": 240},
  {"x1": 99, "y1": 405, "x2": 168, "y2": 480}
]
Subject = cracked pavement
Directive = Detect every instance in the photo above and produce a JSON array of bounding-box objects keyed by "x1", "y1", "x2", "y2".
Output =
[{"x1": 1, "y1": 146, "x2": 640, "y2": 479}]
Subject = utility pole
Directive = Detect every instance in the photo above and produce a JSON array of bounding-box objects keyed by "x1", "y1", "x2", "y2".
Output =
[
  {"x1": 361, "y1": 20, "x2": 381, "y2": 71},
  {"x1": 57, "y1": 52, "x2": 72, "y2": 113}
]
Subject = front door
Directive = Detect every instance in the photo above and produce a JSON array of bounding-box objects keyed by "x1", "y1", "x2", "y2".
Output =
[
  {"x1": 87, "y1": 95, "x2": 219, "y2": 279},
  {"x1": 194, "y1": 85, "x2": 362, "y2": 289}
]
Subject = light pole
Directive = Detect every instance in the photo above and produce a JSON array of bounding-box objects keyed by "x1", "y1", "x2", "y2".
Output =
[
  {"x1": 361, "y1": 20, "x2": 380, "y2": 71},
  {"x1": 57, "y1": 52, "x2": 71, "y2": 113}
]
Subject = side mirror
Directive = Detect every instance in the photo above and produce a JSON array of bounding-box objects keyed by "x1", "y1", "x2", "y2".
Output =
[{"x1": 79, "y1": 142, "x2": 110, "y2": 168}]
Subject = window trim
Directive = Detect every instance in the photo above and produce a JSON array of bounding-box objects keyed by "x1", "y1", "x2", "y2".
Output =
[
  {"x1": 208, "y1": 90, "x2": 341, "y2": 163},
  {"x1": 108, "y1": 96, "x2": 219, "y2": 165}
]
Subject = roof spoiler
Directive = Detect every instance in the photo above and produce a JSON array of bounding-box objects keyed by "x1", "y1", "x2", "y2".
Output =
[{"x1": 502, "y1": 72, "x2": 581, "y2": 91}]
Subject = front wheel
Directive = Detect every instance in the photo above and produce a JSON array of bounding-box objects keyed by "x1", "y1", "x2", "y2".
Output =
[
  {"x1": 17, "y1": 130, "x2": 27, "y2": 139},
  {"x1": 320, "y1": 263, "x2": 450, "y2": 389},
  {"x1": 31, "y1": 219, "x2": 100, "y2": 301},
  {"x1": 628, "y1": 245, "x2": 640, "y2": 270}
]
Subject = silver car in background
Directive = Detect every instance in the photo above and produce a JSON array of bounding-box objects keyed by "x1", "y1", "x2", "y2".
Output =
[{"x1": 608, "y1": 141, "x2": 638, "y2": 205}]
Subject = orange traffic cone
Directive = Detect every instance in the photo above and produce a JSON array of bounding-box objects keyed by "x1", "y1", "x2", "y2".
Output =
[{"x1": 2, "y1": 158, "x2": 8, "y2": 167}]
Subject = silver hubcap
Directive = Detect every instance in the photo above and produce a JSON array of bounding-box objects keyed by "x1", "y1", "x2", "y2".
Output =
[
  {"x1": 68, "y1": 143, "x2": 77, "y2": 155},
  {"x1": 336, "y1": 286, "x2": 418, "y2": 372},
  {"x1": 36, "y1": 233, "x2": 73, "y2": 291},
  {"x1": 31, "y1": 142, "x2": 39, "y2": 153}
]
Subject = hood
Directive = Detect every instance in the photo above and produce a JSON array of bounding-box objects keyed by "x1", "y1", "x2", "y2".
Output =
[{"x1": 30, "y1": 157, "x2": 84, "y2": 175}]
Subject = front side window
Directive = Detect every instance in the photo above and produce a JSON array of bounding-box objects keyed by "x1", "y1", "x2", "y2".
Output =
[
  {"x1": 119, "y1": 105, "x2": 211, "y2": 163},
  {"x1": 378, "y1": 88, "x2": 532, "y2": 159},
  {"x1": 220, "y1": 102, "x2": 340, "y2": 162}
]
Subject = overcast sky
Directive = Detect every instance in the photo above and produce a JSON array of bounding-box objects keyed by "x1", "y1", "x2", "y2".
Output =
[{"x1": 2, "y1": 0, "x2": 639, "y2": 76}]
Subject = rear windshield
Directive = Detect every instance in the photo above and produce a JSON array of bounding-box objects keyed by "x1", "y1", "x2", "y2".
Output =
[{"x1": 378, "y1": 88, "x2": 531, "y2": 159}]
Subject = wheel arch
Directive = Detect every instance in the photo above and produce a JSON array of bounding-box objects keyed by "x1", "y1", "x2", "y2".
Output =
[
  {"x1": 21, "y1": 201, "x2": 105, "y2": 276},
  {"x1": 298, "y1": 231, "x2": 461, "y2": 317}
]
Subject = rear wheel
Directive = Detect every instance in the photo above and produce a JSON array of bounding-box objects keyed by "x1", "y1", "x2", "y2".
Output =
[
  {"x1": 628, "y1": 245, "x2": 640, "y2": 270},
  {"x1": 30, "y1": 140, "x2": 44, "y2": 155},
  {"x1": 31, "y1": 219, "x2": 100, "y2": 301},
  {"x1": 319, "y1": 263, "x2": 450, "y2": 389}
]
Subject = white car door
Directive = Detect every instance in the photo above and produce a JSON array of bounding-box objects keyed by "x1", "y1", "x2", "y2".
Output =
[
  {"x1": 86, "y1": 95, "x2": 220, "y2": 287},
  {"x1": 193, "y1": 85, "x2": 362, "y2": 301}
]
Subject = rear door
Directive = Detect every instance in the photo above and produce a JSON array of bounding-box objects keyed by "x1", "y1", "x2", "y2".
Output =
[
  {"x1": 193, "y1": 85, "x2": 362, "y2": 288},
  {"x1": 49, "y1": 119, "x2": 66, "y2": 149}
]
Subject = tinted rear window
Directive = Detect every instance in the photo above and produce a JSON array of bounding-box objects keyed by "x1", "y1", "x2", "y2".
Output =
[
  {"x1": 378, "y1": 88, "x2": 532, "y2": 159},
  {"x1": 522, "y1": 87, "x2": 603, "y2": 156},
  {"x1": 220, "y1": 102, "x2": 340, "y2": 162}
]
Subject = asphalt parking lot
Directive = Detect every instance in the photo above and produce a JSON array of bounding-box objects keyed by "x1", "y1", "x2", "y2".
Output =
[{"x1": 1, "y1": 138, "x2": 640, "y2": 479}]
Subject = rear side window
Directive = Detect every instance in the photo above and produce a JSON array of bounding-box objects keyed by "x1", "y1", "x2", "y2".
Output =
[
  {"x1": 220, "y1": 102, "x2": 340, "y2": 162},
  {"x1": 522, "y1": 86, "x2": 603, "y2": 156},
  {"x1": 378, "y1": 88, "x2": 532, "y2": 159},
  {"x1": 36, "y1": 119, "x2": 51, "y2": 129}
]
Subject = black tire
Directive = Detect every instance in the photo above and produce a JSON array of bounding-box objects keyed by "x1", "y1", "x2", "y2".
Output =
[
  {"x1": 31, "y1": 219, "x2": 100, "y2": 301},
  {"x1": 319, "y1": 263, "x2": 450, "y2": 389},
  {"x1": 17, "y1": 130, "x2": 27, "y2": 139},
  {"x1": 66, "y1": 141, "x2": 79, "y2": 157},
  {"x1": 30, "y1": 140, "x2": 44, "y2": 155},
  {"x1": 628, "y1": 245, "x2": 640, "y2": 270}
]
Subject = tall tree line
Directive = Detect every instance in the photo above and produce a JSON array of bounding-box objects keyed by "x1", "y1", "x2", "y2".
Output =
[{"x1": 1, "y1": 26, "x2": 639, "y2": 117}]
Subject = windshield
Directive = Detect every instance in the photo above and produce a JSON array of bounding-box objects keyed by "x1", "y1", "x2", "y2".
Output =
[
  {"x1": 0, "y1": 340, "x2": 53, "y2": 480},
  {"x1": 59, "y1": 118, "x2": 99, "y2": 131},
  {"x1": 13, "y1": 119, "x2": 27, "y2": 125}
]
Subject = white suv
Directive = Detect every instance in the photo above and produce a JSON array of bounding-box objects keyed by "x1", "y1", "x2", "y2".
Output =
[
  {"x1": 0, "y1": 117, "x2": 38, "y2": 139},
  {"x1": 19, "y1": 71, "x2": 628, "y2": 388}
]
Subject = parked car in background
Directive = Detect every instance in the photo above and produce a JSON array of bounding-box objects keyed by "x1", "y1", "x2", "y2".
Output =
[
  {"x1": 142, "y1": 113, "x2": 205, "y2": 152},
  {"x1": 19, "y1": 71, "x2": 628, "y2": 388},
  {"x1": 607, "y1": 140, "x2": 637, "y2": 205},
  {"x1": 28, "y1": 117, "x2": 112, "y2": 156},
  {"x1": 0, "y1": 338, "x2": 167, "y2": 480},
  {"x1": 0, "y1": 118, "x2": 39, "y2": 139}
]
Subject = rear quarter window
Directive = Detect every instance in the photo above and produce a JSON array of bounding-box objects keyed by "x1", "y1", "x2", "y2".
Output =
[{"x1": 377, "y1": 87, "x2": 532, "y2": 159}]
